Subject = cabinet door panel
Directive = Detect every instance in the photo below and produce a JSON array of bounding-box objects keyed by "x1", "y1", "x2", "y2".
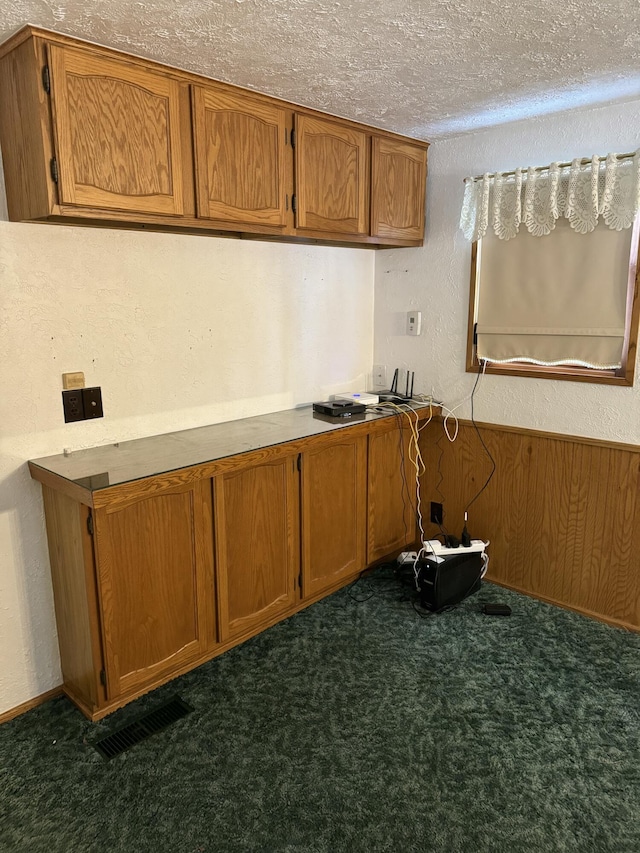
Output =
[
  {"x1": 371, "y1": 137, "x2": 427, "y2": 241},
  {"x1": 214, "y1": 456, "x2": 299, "y2": 640},
  {"x1": 295, "y1": 114, "x2": 368, "y2": 235},
  {"x1": 49, "y1": 45, "x2": 185, "y2": 215},
  {"x1": 94, "y1": 480, "x2": 210, "y2": 698},
  {"x1": 192, "y1": 87, "x2": 288, "y2": 226},
  {"x1": 301, "y1": 435, "x2": 367, "y2": 598},
  {"x1": 367, "y1": 427, "x2": 417, "y2": 564}
]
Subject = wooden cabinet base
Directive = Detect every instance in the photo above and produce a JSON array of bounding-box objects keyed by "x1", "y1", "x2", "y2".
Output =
[
  {"x1": 68, "y1": 560, "x2": 366, "y2": 721},
  {"x1": 31, "y1": 406, "x2": 434, "y2": 721}
]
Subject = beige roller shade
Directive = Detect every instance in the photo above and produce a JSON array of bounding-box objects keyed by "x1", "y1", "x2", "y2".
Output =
[{"x1": 476, "y1": 217, "x2": 633, "y2": 368}]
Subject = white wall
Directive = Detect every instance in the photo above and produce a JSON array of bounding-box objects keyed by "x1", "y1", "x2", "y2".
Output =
[
  {"x1": 0, "y1": 179, "x2": 375, "y2": 714},
  {"x1": 375, "y1": 97, "x2": 640, "y2": 444}
]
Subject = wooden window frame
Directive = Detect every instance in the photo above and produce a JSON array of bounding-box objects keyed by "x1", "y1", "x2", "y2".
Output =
[{"x1": 466, "y1": 218, "x2": 640, "y2": 386}]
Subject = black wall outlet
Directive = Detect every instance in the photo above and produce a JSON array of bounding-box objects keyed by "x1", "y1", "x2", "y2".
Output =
[
  {"x1": 62, "y1": 386, "x2": 103, "y2": 422},
  {"x1": 62, "y1": 390, "x2": 85, "y2": 422},
  {"x1": 430, "y1": 501, "x2": 443, "y2": 524}
]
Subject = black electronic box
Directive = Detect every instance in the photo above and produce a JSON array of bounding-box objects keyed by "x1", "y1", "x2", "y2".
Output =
[
  {"x1": 418, "y1": 552, "x2": 483, "y2": 612},
  {"x1": 313, "y1": 400, "x2": 366, "y2": 417}
]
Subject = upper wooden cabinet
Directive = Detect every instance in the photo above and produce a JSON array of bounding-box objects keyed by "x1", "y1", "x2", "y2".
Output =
[
  {"x1": 371, "y1": 137, "x2": 427, "y2": 241},
  {"x1": 192, "y1": 86, "x2": 288, "y2": 227},
  {"x1": 294, "y1": 113, "x2": 369, "y2": 236},
  {"x1": 48, "y1": 45, "x2": 187, "y2": 216},
  {"x1": 0, "y1": 26, "x2": 428, "y2": 247}
]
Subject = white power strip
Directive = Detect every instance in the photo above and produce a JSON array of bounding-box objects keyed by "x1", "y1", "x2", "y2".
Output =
[
  {"x1": 397, "y1": 551, "x2": 419, "y2": 566},
  {"x1": 422, "y1": 538, "x2": 487, "y2": 557}
]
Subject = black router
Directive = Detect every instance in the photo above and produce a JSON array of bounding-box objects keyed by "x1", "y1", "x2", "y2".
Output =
[{"x1": 378, "y1": 367, "x2": 414, "y2": 403}]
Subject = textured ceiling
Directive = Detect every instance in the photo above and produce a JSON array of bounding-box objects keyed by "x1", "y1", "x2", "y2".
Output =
[{"x1": 1, "y1": 0, "x2": 639, "y2": 140}]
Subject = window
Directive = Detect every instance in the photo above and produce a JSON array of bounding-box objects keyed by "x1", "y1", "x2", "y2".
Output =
[{"x1": 461, "y1": 153, "x2": 640, "y2": 385}]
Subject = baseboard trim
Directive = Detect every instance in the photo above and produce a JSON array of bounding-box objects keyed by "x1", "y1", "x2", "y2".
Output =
[
  {"x1": 488, "y1": 577, "x2": 640, "y2": 634},
  {"x1": 0, "y1": 686, "x2": 63, "y2": 725}
]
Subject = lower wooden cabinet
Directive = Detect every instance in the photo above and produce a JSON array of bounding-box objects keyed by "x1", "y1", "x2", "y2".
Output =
[
  {"x1": 32, "y1": 409, "x2": 429, "y2": 720},
  {"x1": 93, "y1": 478, "x2": 214, "y2": 700},
  {"x1": 213, "y1": 455, "x2": 299, "y2": 641},
  {"x1": 301, "y1": 433, "x2": 367, "y2": 598},
  {"x1": 367, "y1": 423, "x2": 418, "y2": 564}
]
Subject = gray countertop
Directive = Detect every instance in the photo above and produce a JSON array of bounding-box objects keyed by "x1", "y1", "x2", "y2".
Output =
[{"x1": 29, "y1": 404, "x2": 426, "y2": 491}]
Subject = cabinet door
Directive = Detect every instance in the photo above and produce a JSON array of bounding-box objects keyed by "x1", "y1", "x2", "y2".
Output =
[
  {"x1": 301, "y1": 434, "x2": 367, "y2": 598},
  {"x1": 214, "y1": 455, "x2": 299, "y2": 641},
  {"x1": 371, "y1": 137, "x2": 427, "y2": 241},
  {"x1": 93, "y1": 479, "x2": 212, "y2": 699},
  {"x1": 48, "y1": 44, "x2": 185, "y2": 215},
  {"x1": 367, "y1": 426, "x2": 418, "y2": 564},
  {"x1": 192, "y1": 86, "x2": 288, "y2": 226},
  {"x1": 294, "y1": 114, "x2": 369, "y2": 235}
]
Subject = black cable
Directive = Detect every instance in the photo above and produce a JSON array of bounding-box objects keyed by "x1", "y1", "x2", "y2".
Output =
[
  {"x1": 464, "y1": 362, "x2": 496, "y2": 514},
  {"x1": 433, "y1": 429, "x2": 450, "y2": 535},
  {"x1": 412, "y1": 598, "x2": 434, "y2": 619},
  {"x1": 346, "y1": 563, "x2": 398, "y2": 603},
  {"x1": 434, "y1": 428, "x2": 448, "y2": 507}
]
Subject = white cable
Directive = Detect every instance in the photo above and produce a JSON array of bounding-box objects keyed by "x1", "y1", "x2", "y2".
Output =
[
  {"x1": 377, "y1": 401, "x2": 435, "y2": 589},
  {"x1": 480, "y1": 546, "x2": 490, "y2": 579}
]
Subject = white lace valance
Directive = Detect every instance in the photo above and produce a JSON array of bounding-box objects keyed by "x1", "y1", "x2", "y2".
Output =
[{"x1": 460, "y1": 150, "x2": 640, "y2": 241}]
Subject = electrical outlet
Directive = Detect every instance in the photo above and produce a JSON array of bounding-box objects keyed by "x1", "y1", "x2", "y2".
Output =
[
  {"x1": 62, "y1": 386, "x2": 103, "y2": 422},
  {"x1": 430, "y1": 502, "x2": 443, "y2": 524},
  {"x1": 62, "y1": 390, "x2": 85, "y2": 422},
  {"x1": 372, "y1": 364, "x2": 387, "y2": 388},
  {"x1": 397, "y1": 551, "x2": 418, "y2": 566}
]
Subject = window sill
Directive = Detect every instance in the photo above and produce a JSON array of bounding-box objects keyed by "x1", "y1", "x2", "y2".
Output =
[{"x1": 466, "y1": 358, "x2": 633, "y2": 386}]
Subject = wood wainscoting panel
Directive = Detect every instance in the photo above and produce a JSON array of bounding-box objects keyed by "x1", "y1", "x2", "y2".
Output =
[{"x1": 420, "y1": 420, "x2": 640, "y2": 631}]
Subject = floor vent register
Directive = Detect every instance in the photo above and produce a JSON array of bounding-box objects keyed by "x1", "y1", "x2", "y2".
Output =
[{"x1": 93, "y1": 695, "x2": 194, "y2": 760}]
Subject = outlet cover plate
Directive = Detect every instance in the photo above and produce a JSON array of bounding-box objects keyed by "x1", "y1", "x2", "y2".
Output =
[
  {"x1": 82, "y1": 387, "x2": 103, "y2": 419},
  {"x1": 62, "y1": 390, "x2": 85, "y2": 422}
]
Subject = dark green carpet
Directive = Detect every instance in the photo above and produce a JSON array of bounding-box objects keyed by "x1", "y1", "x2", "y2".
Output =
[{"x1": 2, "y1": 571, "x2": 640, "y2": 853}]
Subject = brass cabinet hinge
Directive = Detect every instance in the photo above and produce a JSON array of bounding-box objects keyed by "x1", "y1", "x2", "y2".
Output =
[
  {"x1": 42, "y1": 65, "x2": 50, "y2": 94},
  {"x1": 87, "y1": 511, "x2": 94, "y2": 536},
  {"x1": 99, "y1": 669, "x2": 106, "y2": 686},
  {"x1": 50, "y1": 157, "x2": 59, "y2": 184}
]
